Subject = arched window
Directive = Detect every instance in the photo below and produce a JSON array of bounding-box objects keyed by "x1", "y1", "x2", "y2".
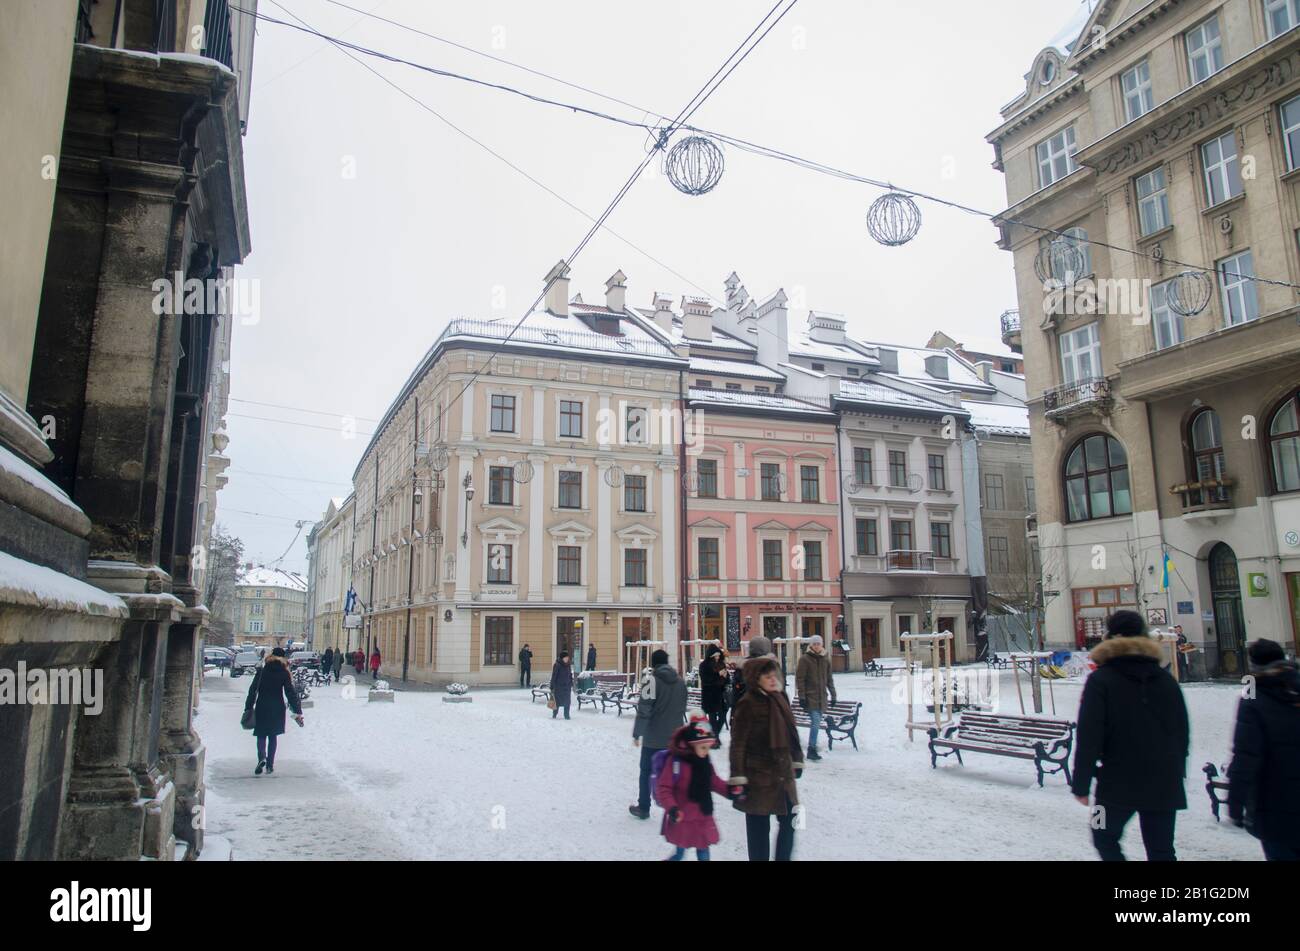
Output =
[
  {"x1": 1064, "y1": 434, "x2": 1132, "y2": 522},
  {"x1": 1189, "y1": 409, "x2": 1227, "y2": 504},
  {"x1": 1269, "y1": 389, "x2": 1300, "y2": 493}
]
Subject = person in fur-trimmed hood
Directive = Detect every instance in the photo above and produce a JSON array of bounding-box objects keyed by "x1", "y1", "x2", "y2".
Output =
[
  {"x1": 1071, "y1": 610, "x2": 1189, "y2": 861},
  {"x1": 243, "y1": 648, "x2": 303, "y2": 776},
  {"x1": 1227, "y1": 639, "x2": 1300, "y2": 860},
  {"x1": 729, "y1": 656, "x2": 804, "y2": 861},
  {"x1": 655, "y1": 715, "x2": 731, "y2": 861}
]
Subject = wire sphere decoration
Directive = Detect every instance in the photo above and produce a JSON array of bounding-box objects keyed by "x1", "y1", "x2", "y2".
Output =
[
  {"x1": 680, "y1": 470, "x2": 700, "y2": 493},
  {"x1": 866, "y1": 192, "x2": 922, "y2": 247},
  {"x1": 841, "y1": 473, "x2": 864, "y2": 495},
  {"x1": 1166, "y1": 269, "x2": 1213, "y2": 317},
  {"x1": 1033, "y1": 239, "x2": 1086, "y2": 286},
  {"x1": 603, "y1": 465, "x2": 626, "y2": 488},
  {"x1": 907, "y1": 473, "x2": 924, "y2": 493},
  {"x1": 664, "y1": 135, "x2": 725, "y2": 196},
  {"x1": 430, "y1": 445, "x2": 450, "y2": 472},
  {"x1": 511, "y1": 459, "x2": 535, "y2": 484}
]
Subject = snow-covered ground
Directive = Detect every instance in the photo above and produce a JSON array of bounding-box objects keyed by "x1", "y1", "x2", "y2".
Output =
[{"x1": 197, "y1": 668, "x2": 1263, "y2": 861}]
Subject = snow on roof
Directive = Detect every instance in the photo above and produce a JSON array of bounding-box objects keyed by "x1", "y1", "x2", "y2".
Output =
[
  {"x1": 951, "y1": 335, "x2": 1020, "y2": 361},
  {"x1": 1049, "y1": 0, "x2": 1099, "y2": 55},
  {"x1": 870, "y1": 343, "x2": 995, "y2": 392},
  {"x1": 837, "y1": 379, "x2": 960, "y2": 414},
  {"x1": 688, "y1": 356, "x2": 784, "y2": 382},
  {"x1": 238, "y1": 567, "x2": 308, "y2": 591},
  {"x1": 688, "y1": 388, "x2": 834, "y2": 417},
  {"x1": 789, "y1": 332, "x2": 877, "y2": 364},
  {"x1": 439, "y1": 310, "x2": 681, "y2": 362},
  {"x1": 663, "y1": 317, "x2": 755, "y2": 352},
  {"x1": 963, "y1": 400, "x2": 1031, "y2": 436}
]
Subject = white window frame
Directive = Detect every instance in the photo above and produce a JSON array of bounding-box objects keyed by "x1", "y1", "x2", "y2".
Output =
[
  {"x1": 1059, "y1": 322, "x2": 1102, "y2": 385},
  {"x1": 1121, "y1": 60, "x2": 1154, "y2": 122},
  {"x1": 1265, "y1": 0, "x2": 1300, "y2": 39},
  {"x1": 1135, "y1": 166, "x2": 1170, "y2": 236},
  {"x1": 1218, "y1": 250, "x2": 1259, "y2": 326},
  {"x1": 1150, "y1": 280, "x2": 1185, "y2": 350},
  {"x1": 555, "y1": 543, "x2": 584, "y2": 587},
  {"x1": 696, "y1": 535, "x2": 723, "y2": 581},
  {"x1": 1202, "y1": 131, "x2": 1243, "y2": 206},
  {"x1": 620, "y1": 543, "x2": 652, "y2": 589},
  {"x1": 1185, "y1": 15, "x2": 1224, "y2": 83},
  {"x1": 621, "y1": 472, "x2": 650, "y2": 514},
  {"x1": 557, "y1": 396, "x2": 586, "y2": 441},
  {"x1": 1281, "y1": 95, "x2": 1300, "y2": 172},
  {"x1": 1036, "y1": 125, "x2": 1078, "y2": 188},
  {"x1": 556, "y1": 467, "x2": 586, "y2": 511}
]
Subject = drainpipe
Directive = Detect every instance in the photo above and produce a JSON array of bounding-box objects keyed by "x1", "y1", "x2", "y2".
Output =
[
  {"x1": 679, "y1": 367, "x2": 689, "y2": 653},
  {"x1": 835, "y1": 414, "x2": 849, "y2": 666},
  {"x1": 403, "y1": 396, "x2": 418, "y2": 682}
]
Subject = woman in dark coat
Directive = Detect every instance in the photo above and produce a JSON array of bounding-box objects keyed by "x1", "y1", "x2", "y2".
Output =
[
  {"x1": 550, "y1": 651, "x2": 574, "y2": 720},
  {"x1": 698, "y1": 647, "x2": 727, "y2": 737},
  {"x1": 727, "y1": 656, "x2": 804, "y2": 861},
  {"x1": 1228, "y1": 639, "x2": 1300, "y2": 860},
  {"x1": 243, "y1": 648, "x2": 302, "y2": 775},
  {"x1": 1071, "y1": 610, "x2": 1189, "y2": 861},
  {"x1": 321, "y1": 647, "x2": 333, "y2": 678}
]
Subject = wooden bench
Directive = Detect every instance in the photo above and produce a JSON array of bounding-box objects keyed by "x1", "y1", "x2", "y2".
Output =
[
  {"x1": 928, "y1": 712, "x2": 1075, "y2": 787},
  {"x1": 986, "y1": 653, "x2": 1010, "y2": 670},
  {"x1": 577, "y1": 674, "x2": 628, "y2": 712},
  {"x1": 530, "y1": 682, "x2": 551, "y2": 704},
  {"x1": 793, "y1": 700, "x2": 863, "y2": 750},
  {"x1": 864, "y1": 657, "x2": 911, "y2": 677},
  {"x1": 1203, "y1": 762, "x2": 1230, "y2": 822}
]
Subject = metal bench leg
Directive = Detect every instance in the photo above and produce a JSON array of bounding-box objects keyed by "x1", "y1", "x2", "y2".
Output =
[{"x1": 1035, "y1": 757, "x2": 1045, "y2": 788}]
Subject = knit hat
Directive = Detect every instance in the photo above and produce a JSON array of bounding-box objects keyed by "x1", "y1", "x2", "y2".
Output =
[
  {"x1": 1105, "y1": 609, "x2": 1146, "y2": 638},
  {"x1": 809, "y1": 634, "x2": 824, "y2": 648},
  {"x1": 1249, "y1": 639, "x2": 1286, "y2": 668},
  {"x1": 271, "y1": 647, "x2": 286, "y2": 657},
  {"x1": 748, "y1": 635, "x2": 772, "y2": 657},
  {"x1": 683, "y1": 713, "x2": 715, "y2": 744},
  {"x1": 650, "y1": 649, "x2": 669, "y2": 667}
]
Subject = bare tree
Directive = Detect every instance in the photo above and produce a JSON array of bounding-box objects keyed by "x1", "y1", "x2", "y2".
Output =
[{"x1": 204, "y1": 525, "x2": 244, "y2": 639}]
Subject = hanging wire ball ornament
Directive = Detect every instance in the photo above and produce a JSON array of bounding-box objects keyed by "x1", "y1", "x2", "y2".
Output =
[
  {"x1": 430, "y1": 445, "x2": 450, "y2": 472},
  {"x1": 603, "y1": 465, "x2": 626, "y2": 488},
  {"x1": 866, "y1": 192, "x2": 922, "y2": 246},
  {"x1": 511, "y1": 459, "x2": 535, "y2": 484},
  {"x1": 1033, "y1": 238, "x2": 1086, "y2": 286},
  {"x1": 665, "y1": 135, "x2": 725, "y2": 196},
  {"x1": 1166, "y1": 269, "x2": 1213, "y2": 317}
]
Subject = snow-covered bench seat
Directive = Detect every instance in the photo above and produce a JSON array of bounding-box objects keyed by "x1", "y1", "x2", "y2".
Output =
[
  {"x1": 793, "y1": 700, "x2": 863, "y2": 750},
  {"x1": 928, "y1": 712, "x2": 1075, "y2": 787},
  {"x1": 1202, "y1": 763, "x2": 1230, "y2": 821},
  {"x1": 576, "y1": 674, "x2": 627, "y2": 712},
  {"x1": 864, "y1": 657, "x2": 911, "y2": 677},
  {"x1": 530, "y1": 682, "x2": 551, "y2": 703}
]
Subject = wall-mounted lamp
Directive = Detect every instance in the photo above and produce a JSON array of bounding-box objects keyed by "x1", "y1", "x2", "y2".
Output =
[{"x1": 460, "y1": 473, "x2": 475, "y2": 547}]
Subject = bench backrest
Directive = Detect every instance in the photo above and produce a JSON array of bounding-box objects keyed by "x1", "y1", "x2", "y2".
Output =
[{"x1": 956, "y1": 712, "x2": 1073, "y2": 741}]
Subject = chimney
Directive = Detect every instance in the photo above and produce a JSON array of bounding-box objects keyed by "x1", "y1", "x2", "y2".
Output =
[
  {"x1": 877, "y1": 348, "x2": 899, "y2": 374},
  {"x1": 807, "y1": 311, "x2": 847, "y2": 345},
  {"x1": 754, "y1": 289, "x2": 789, "y2": 370},
  {"x1": 544, "y1": 260, "x2": 570, "y2": 317},
  {"x1": 974, "y1": 360, "x2": 993, "y2": 383},
  {"x1": 924, "y1": 354, "x2": 950, "y2": 380},
  {"x1": 605, "y1": 269, "x2": 627, "y2": 313},
  {"x1": 682, "y1": 296, "x2": 712, "y2": 342},
  {"x1": 652, "y1": 293, "x2": 675, "y2": 334}
]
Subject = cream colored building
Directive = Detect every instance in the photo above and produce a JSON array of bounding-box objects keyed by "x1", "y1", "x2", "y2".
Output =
[
  {"x1": 306, "y1": 495, "x2": 355, "y2": 655},
  {"x1": 346, "y1": 266, "x2": 686, "y2": 686},
  {"x1": 235, "y1": 567, "x2": 308, "y2": 648},
  {"x1": 989, "y1": 0, "x2": 1300, "y2": 673}
]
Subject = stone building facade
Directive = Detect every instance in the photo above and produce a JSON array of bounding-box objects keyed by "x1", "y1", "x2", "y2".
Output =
[
  {"x1": 305, "y1": 496, "x2": 355, "y2": 655},
  {"x1": 989, "y1": 0, "x2": 1300, "y2": 671},
  {"x1": 0, "y1": 0, "x2": 255, "y2": 860},
  {"x1": 234, "y1": 567, "x2": 307, "y2": 649}
]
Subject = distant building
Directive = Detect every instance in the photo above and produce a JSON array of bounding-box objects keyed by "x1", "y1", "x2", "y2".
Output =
[
  {"x1": 235, "y1": 567, "x2": 308, "y2": 649},
  {"x1": 926, "y1": 330, "x2": 1024, "y2": 376}
]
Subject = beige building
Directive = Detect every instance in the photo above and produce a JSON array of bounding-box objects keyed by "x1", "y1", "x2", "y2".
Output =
[
  {"x1": 989, "y1": 0, "x2": 1300, "y2": 673},
  {"x1": 235, "y1": 567, "x2": 308, "y2": 648},
  {"x1": 306, "y1": 496, "x2": 356, "y2": 655},
  {"x1": 343, "y1": 266, "x2": 686, "y2": 686}
]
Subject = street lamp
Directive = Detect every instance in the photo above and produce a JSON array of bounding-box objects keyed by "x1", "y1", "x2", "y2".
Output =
[{"x1": 460, "y1": 473, "x2": 474, "y2": 547}]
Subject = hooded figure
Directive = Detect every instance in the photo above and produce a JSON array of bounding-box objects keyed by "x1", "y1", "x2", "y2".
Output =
[
  {"x1": 629, "y1": 649, "x2": 688, "y2": 820},
  {"x1": 1228, "y1": 639, "x2": 1300, "y2": 860},
  {"x1": 1071, "y1": 610, "x2": 1189, "y2": 861},
  {"x1": 655, "y1": 717, "x2": 730, "y2": 857},
  {"x1": 321, "y1": 647, "x2": 333, "y2": 676},
  {"x1": 699, "y1": 647, "x2": 728, "y2": 737},
  {"x1": 550, "y1": 652, "x2": 574, "y2": 719},
  {"x1": 243, "y1": 648, "x2": 302, "y2": 775}
]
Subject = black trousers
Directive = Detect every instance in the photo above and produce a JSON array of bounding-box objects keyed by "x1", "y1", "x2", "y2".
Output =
[
  {"x1": 520, "y1": 667, "x2": 531, "y2": 687},
  {"x1": 552, "y1": 702, "x2": 570, "y2": 719},
  {"x1": 1091, "y1": 804, "x2": 1176, "y2": 861},
  {"x1": 706, "y1": 708, "x2": 726, "y2": 737},
  {"x1": 1262, "y1": 839, "x2": 1300, "y2": 861},
  {"x1": 745, "y1": 803, "x2": 796, "y2": 861},
  {"x1": 256, "y1": 734, "x2": 279, "y2": 767}
]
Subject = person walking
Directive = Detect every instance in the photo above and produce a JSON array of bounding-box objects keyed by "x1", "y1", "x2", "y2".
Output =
[
  {"x1": 795, "y1": 634, "x2": 837, "y2": 761},
  {"x1": 332, "y1": 647, "x2": 344, "y2": 683},
  {"x1": 519, "y1": 643, "x2": 534, "y2": 688},
  {"x1": 586, "y1": 642, "x2": 597, "y2": 673},
  {"x1": 699, "y1": 647, "x2": 728, "y2": 738},
  {"x1": 550, "y1": 651, "x2": 574, "y2": 719},
  {"x1": 728, "y1": 656, "x2": 804, "y2": 861},
  {"x1": 629, "y1": 649, "x2": 688, "y2": 820},
  {"x1": 655, "y1": 715, "x2": 732, "y2": 861},
  {"x1": 353, "y1": 648, "x2": 364, "y2": 675},
  {"x1": 320, "y1": 647, "x2": 333, "y2": 681},
  {"x1": 1071, "y1": 610, "x2": 1189, "y2": 861},
  {"x1": 1228, "y1": 639, "x2": 1300, "y2": 861},
  {"x1": 369, "y1": 646, "x2": 381, "y2": 682},
  {"x1": 242, "y1": 647, "x2": 303, "y2": 775}
]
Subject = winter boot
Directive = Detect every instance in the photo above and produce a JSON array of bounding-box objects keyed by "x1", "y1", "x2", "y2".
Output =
[
  {"x1": 255, "y1": 760, "x2": 265, "y2": 775},
  {"x1": 628, "y1": 804, "x2": 650, "y2": 820},
  {"x1": 266, "y1": 762, "x2": 274, "y2": 774},
  {"x1": 807, "y1": 745, "x2": 822, "y2": 762}
]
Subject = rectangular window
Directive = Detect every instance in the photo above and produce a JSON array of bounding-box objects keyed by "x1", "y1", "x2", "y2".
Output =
[
  {"x1": 698, "y1": 538, "x2": 719, "y2": 580},
  {"x1": 754, "y1": 385, "x2": 770, "y2": 393},
  {"x1": 484, "y1": 617, "x2": 513, "y2": 666},
  {"x1": 1059, "y1": 322, "x2": 1102, "y2": 385},
  {"x1": 1036, "y1": 125, "x2": 1078, "y2": 187},
  {"x1": 488, "y1": 465, "x2": 514, "y2": 505},
  {"x1": 624, "y1": 474, "x2": 646, "y2": 512},
  {"x1": 985, "y1": 473, "x2": 1005, "y2": 510},
  {"x1": 1121, "y1": 60, "x2": 1154, "y2": 122},
  {"x1": 803, "y1": 541, "x2": 823, "y2": 580},
  {"x1": 890, "y1": 519, "x2": 913, "y2": 552},
  {"x1": 557, "y1": 545, "x2": 581, "y2": 585},
  {"x1": 1218, "y1": 250, "x2": 1259, "y2": 325},
  {"x1": 762, "y1": 540, "x2": 783, "y2": 580},
  {"x1": 761, "y1": 462, "x2": 781, "y2": 501},
  {"x1": 490, "y1": 394, "x2": 516, "y2": 433},
  {"x1": 558, "y1": 471, "x2": 582, "y2": 509},
  {"x1": 1025, "y1": 476, "x2": 1036, "y2": 511},
  {"x1": 696, "y1": 379, "x2": 713, "y2": 389},
  {"x1": 1266, "y1": 0, "x2": 1300, "y2": 38},
  {"x1": 487, "y1": 543, "x2": 513, "y2": 584},
  {"x1": 854, "y1": 447, "x2": 873, "y2": 485},
  {"x1": 625, "y1": 406, "x2": 648, "y2": 444},
  {"x1": 855, "y1": 519, "x2": 878, "y2": 556},
  {"x1": 559, "y1": 400, "x2": 583, "y2": 439},
  {"x1": 1186, "y1": 15, "x2": 1224, "y2": 83},
  {"x1": 1149, "y1": 280, "x2": 1184, "y2": 350},
  {"x1": 800, "y1": 465, "x2": 819, "y2": 502},
  {"x1": 623, "y1": 548, "x2": 647, "y2": 587},
  {"x1": 697, "y1": 459, "x2": 718, "y2": 498},
  {"x1": 930, "y1": 522, "x2": 952, "y2": 559},
  {"x1": 928, "y1": 453, "x2": 946, "y2": 491},
  {"x1": 1135, "y1": 166, "x2": 1170, "y2": 236},
  {"x1": 988, "y1": 537, "x2": 1010, "y2": 573},
  {"x1": 250, "y1": 620, "x2": 264, "y2": 633},
  {"x1": 725, "y1": 383, "x2": 742, "y2": 391},
  {"x1": 1202, "y1": 131, "x2": 1243, "y2": 206},
  {"x1": 1282, "y1": 95, "x2": 1300, "y2": 171},
  {"x1": 889, "y1": 450, "x2": 908, "y2": 488}
]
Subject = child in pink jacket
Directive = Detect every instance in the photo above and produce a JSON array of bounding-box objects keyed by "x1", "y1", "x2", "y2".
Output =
[{"x1": 655, "y1": 714, "x2": 731, "y2": 861}]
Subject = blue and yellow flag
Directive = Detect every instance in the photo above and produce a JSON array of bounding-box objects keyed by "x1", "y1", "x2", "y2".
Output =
[{"x1": 1161, "y1": 551, "x2": 1172, "y2": 592}]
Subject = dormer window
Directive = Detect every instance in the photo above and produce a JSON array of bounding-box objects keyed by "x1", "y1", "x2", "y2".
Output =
[
  {"x1": 1040, "y1": 59, "x2": 1056, "y2": 85},
  {"x1": 811, "y1": 363, "x2": 826, "y2": 372}
]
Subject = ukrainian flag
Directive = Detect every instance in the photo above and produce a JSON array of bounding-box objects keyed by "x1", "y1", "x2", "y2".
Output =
[{"x1": 1161, "y1": 551, "x2": 1173, "y2": 592}]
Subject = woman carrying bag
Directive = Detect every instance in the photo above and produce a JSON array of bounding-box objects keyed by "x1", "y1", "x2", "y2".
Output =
[{"x1": 242, "y1": 647, "x2": 303, "y2": 775}]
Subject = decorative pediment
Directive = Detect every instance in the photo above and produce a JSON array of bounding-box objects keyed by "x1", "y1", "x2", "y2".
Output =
[
  {"x1": 617, "y1": 522, "x2": 659, "y2": 541},
  {"x1": 751, "y1": 519, "x2": 790, "y2": 533},
  {"x1": 479, "y1": 516, "x2": 525, "y2": 537},
  {"x1": 751, "y1": 447, "x2": 790, "y2": 458},
  {"x1": 793, "y1": 521, "x2": 831, "y2": 534},
  {"x1": 689, "y1": 517, "x2": 729, "y2": 532},
  {"x1": 548, "y1": 519, "x2": 593, "y2": 539}
]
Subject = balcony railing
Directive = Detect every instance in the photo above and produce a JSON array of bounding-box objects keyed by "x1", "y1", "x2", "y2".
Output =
[
  {"x1": 1000, "y1": 309, "x2": 1021, "y2": 348},
  {"x1": 202, "y1": 0, "x2": 234, "y2": 70},
  {"x1": 1171, "y1": 478, "x2": 1234, "y2": 514},
  {"x1": 1043, "y1": 376, "x2": 1111, "y2": 420},
  {"x1": 885, "y1": 550, "x2": 957, "y2": 572}
]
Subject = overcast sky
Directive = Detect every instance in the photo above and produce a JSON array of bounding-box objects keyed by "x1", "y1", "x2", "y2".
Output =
[{"x1": 222, "y1": 0, "x2": 1087, "y2": 572}]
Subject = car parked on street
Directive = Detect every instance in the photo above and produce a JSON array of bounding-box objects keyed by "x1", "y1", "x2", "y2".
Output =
[
  {"x1": 231, "y1": 650, "x2": 262, "y2": 678},
  {"x1": 289, "y1": 650, "x2": 320, "y2": 670}
]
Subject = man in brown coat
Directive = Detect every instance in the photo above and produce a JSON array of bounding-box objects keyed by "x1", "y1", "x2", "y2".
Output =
[{"x1": 795, "y1": 635, "x2": 837, "y2": 761}]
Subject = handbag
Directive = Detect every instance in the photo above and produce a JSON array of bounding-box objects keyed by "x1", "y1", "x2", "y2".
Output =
[
  {"x1": 241, "y1": 668, "x2": 263, "y2": 730},
  {"x1": 547, "y1": 697, "x2": 557, "y2": 711}
]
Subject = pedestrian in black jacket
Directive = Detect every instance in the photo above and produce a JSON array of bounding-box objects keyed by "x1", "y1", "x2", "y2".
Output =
[
  {"x1": 321, "y1": 648, "x2": 333, "y2": 679},
  {"x1": 586, "y1": 643, "x2": 597, "y2": 673},
  {"x1": 699, "y1": 647, "x2": 727, "y2": 738},
  {"x1": 550, "y1": 652, "x2": 573, "y2": 720},
  {"x1": 519, "y1": 644, "x2": 533, "y2": 688},
  {"x1": 243, "y1": 648, "x2": 303, "y2": 775},
  {"x1": 1228, "y1": 639, "x2": 1300, "y2": 860},
  {"x1": 1071, "y1": 610, "x2": 1189, "y2": 861}
]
